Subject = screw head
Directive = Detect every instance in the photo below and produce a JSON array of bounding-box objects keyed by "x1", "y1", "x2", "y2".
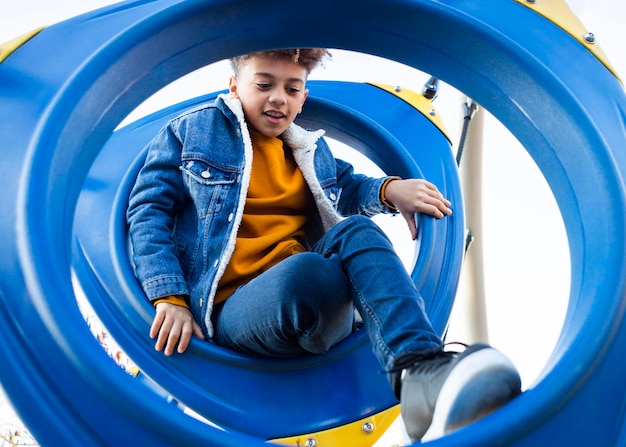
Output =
[
  {"x1": 305, "y1": 438, "x2": 317, "y2": 447},
  {"x1": 583, "y1": 32, "x2": 596, "y2": 44},
  {"x1": 362, "y1": 421, "x2": 375, "y2": 434}
]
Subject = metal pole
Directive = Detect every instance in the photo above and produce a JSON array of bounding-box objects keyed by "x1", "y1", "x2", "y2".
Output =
[{"x1": 454, "y1": 98, "x2": 489, "y2": 344}]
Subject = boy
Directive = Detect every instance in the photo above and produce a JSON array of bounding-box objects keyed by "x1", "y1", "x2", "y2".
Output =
[{"x1": 126, "y1": 48, "x2": 521, "y2": 442}]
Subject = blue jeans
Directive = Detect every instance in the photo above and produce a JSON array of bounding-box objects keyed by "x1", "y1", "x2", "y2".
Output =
[{"x1": 212, "y1": 215, "x2": 443, "y2": 370}]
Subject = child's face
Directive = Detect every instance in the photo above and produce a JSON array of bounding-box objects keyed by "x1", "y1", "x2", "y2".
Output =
[{"x1": 229, "y1": 56, "x2": 309, "y2": 138}]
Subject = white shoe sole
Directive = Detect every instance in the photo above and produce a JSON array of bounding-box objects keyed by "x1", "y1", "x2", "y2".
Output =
[{"x1": 421, "y1": 347, "x2": 519, "y2": 442}]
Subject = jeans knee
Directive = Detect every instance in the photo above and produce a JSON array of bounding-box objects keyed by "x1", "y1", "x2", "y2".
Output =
[
  {"x1": 344, "y1": 214, "x2": 376, "y2": 229},
  {"x1": 345, "y1": 215, "x2": 385, "y2": 234},
  {"x1": 267, "y1": 252, "x2": 345, "y2": 309},
  {"x1": 330, "y1": 215, "x2": 390, "y2": 247},
  {"x1": 288, "y1": 254, "x2": 350, "y2": 309}
]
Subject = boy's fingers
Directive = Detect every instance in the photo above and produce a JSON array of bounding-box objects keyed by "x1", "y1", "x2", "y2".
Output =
[
  {"x1": 177, "y1": 325, "x2": 194, "y2": 354},
  {"x1": 193, "y1": 321, "x2": 206, "y2": 340},
  {"x1": 401, "y1": 211, "x2": 419, "y2": 240},
  {"x1": 150, "y1": 311, "x2": 165, "y2": 340},
  {"x1": 164, "y1": 329, "x2": 180, "y2": 356},
  {"x1": 155, "y1": 323, "x2": 170, "y2": 353},
  {"x1": 155, "y1": 314, "x2": 175, "y2": 353}
]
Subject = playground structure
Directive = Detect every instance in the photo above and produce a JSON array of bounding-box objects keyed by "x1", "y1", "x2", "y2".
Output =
[{"x1": 1, "y1": 0, "x2": 626, "y2": 446}]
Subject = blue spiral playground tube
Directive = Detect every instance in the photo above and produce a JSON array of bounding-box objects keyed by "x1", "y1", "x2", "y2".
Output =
[
  {"x1": 71, "y1": 78, "x2": 463, "y2": 444},
  {"x1": 1, "y1": 1, "x2": 626, "y2": 446}
]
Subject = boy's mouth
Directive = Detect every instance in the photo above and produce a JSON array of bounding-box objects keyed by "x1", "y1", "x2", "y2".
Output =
[
  {"x1": 264, "y1": 110, "x2": 286, "y2": 118},
  {"x1": 264, "y1": 110, "x2": 286, "y2": 124}
]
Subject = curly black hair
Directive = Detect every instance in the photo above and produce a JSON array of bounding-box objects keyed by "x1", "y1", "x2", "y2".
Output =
[{"x1": 230, "y1": 49, "x2": 331, "y2": 75}]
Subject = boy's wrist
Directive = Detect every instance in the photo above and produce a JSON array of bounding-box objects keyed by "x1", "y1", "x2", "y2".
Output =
[
  {"x1": 153, "y1": 295, "x2": 190, "y2": 309},
  {"x1": 380, "y1": 176, "x2": 402, "y2": 211}
]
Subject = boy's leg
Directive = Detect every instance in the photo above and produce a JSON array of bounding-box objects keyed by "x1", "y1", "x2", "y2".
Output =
[
  {"x1": 213, "y1": 214, "x2": 520, "y2": 441},
  {"x1": 310, "y1": 215, "x2": 444, "y2": 369},
  {"x1": 311, "y1": 215, "x2": 521, "y2": 441},
  {"x1": 211, "y1": 252, "x2": 354, "y2": 357}
]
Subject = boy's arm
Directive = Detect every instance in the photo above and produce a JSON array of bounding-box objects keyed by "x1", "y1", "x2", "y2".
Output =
[
  {"x1": 127, "y1": 125, "x2": 200, "y2": 354},
  {"x1": 126, "y1": 124, "x2": 190, "y2": 301},
  {"x1": 383, "y1": 178, "x2": 452, "y2": 240},
  {"x1": 334, "y1": 158, "x2": 395, "y2": 216}
]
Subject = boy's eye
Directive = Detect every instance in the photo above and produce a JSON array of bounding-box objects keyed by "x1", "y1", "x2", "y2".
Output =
[
  {"x1": 256, "y1": 83, "x2": 271, "y2": 90},
  {"x1": 287, "y1": 87, "x2": 301, "y2": 94}
]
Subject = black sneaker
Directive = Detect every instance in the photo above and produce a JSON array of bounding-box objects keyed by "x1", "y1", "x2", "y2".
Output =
[{"x1": 392, "y1": 343, "x2": 521, "y2": 442}]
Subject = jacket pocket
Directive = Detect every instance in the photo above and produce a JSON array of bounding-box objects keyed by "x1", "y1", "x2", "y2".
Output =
[{"x1": 181, "y1": 158, "x2": 240, "y2": 218}]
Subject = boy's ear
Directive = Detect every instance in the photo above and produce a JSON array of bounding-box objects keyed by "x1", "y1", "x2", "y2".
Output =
[{"x1": 228, "y1": 76, "x2": 238, "y2": 97}]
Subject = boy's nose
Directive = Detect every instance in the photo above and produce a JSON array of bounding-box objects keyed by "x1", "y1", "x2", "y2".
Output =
[{"x1": 269, "y1": 90, "x2": 287, "y2": 105}]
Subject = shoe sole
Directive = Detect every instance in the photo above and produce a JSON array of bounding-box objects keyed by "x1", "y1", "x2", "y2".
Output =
[{"x1": 421, "y1": 345, "x2": 521, "y2": 441}]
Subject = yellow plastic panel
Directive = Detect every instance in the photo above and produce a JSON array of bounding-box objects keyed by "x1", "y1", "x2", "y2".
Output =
[
  {"x1": 514, "y1": 0, "x2": 621, "y2": 83},
  {"x1": 0, "y1": 28, "x2": 45, "y2": 64},
  {"x1": 271, "y1": 405, "x2": 400, "y2": 447},
  {"x1": 367, "y1": 82, "x2": 451, "y2": 144}
]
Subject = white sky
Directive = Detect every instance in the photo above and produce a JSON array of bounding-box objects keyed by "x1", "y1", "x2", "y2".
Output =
[{"x1": 1, "y1": 0, "x2": 625, "y2": 442}]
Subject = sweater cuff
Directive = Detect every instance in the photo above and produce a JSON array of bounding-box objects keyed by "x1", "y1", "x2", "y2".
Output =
[
  {"x1": 380, "y1": 176, "x2": 402, "y2": 211},
  {"x1": 153, "y1": 295, "x2": 190, "y2": 309}
]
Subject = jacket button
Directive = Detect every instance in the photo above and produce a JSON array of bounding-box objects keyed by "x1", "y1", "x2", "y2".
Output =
[
  {"x1": 201, "y1": 170, "x2": 211, "y2": 179},
  {"x1": 228, "y1": 213, "x2": 234, "y2": 222},
  {"x1": 199, "y1": 298, "x2": 204, "y2": 307},
  {"x1": 213, "y1": 259, "x2": 219, "y2": 268},
  {"x1": 329, "y1": 192, "x2": 337, "y2": 201}
]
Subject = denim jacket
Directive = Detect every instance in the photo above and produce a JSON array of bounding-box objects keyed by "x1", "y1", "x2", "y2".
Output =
[{"x1": 127, "y1": 94, "x2": 395, "y2": 338}]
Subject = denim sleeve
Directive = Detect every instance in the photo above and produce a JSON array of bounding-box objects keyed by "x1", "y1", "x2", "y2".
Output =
[
  {"x1": 126, "y1": 122, "x2": 190, "y2": 301},
  {"x1": 335, "y1": 158, "x2": 398, "y2": 217}
]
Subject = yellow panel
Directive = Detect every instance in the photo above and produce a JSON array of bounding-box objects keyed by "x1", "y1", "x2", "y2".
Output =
[
  {"x1": 367, "y1": 82, "x2": 451, "y2": 144},
  {"x1": 270, "y1": 405, "x2": 400, "y2": 447},
  {"x1": 0, "y1": 27, "x2": 45, "y2": 64},
  {"x1": 513, "y1": 0, "x2": 622, "y2": 84}
]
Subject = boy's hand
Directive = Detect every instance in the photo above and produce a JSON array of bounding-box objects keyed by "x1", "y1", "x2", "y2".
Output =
[
  {"x1": 383, "y1": 178, "x2": 452, "y2": 240},
  {"x1": 150, "y1": 302, "x2": 205, "y2": 356}
]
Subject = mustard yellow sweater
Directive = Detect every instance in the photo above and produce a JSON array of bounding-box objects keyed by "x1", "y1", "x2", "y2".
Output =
[{"x1": 214, "y1": 129, "x2": 314, "y2": 304}]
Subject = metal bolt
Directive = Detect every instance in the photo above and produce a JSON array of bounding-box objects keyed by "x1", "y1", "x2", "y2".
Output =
[
  {"x1": 429, "y1": 108, "x2": 437, "y2": 116},
  {"x1": 583, "y1": 32, "x2": 596, "y2": 44},
  {"x1": 394, "y1": 85, "x2": 402, "y2": 92},
  {"x1": 305, "y1": 438, "x2": 317, "y2": 447},
  {"x1": 362, "y1": 421, "x2": 375, "y2": 434}
]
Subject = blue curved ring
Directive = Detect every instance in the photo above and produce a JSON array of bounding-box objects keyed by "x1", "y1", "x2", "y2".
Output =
[
  {"x1": 1, "y1": 0, "x2": 626, "y2": 445},
  {"x1": 72, "y1": 81, "x2": 461, "y2": 438}
]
